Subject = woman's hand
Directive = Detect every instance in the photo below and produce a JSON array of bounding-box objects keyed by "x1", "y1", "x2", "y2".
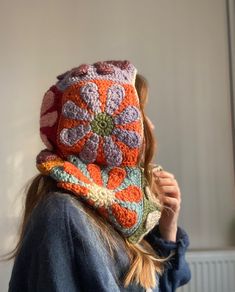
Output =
[{"x1": 151, "y1": 168, "x2": 181, "y2": 242}]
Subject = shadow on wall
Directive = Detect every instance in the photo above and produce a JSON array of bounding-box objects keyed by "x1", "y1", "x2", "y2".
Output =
[
  {"x1": 0, "y1": 113, "x2": 40, "y2": 257},
  {"x1": 1, "y1": 153, "x2": 28, "y2": 257},
  {"x1": 229, "y1": 217, "x2": 235, "y2": 245}
]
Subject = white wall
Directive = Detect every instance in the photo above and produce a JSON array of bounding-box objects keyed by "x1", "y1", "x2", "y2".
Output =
[{"x1": 0, "y1": 0, "x2": 234, "y2": 290}]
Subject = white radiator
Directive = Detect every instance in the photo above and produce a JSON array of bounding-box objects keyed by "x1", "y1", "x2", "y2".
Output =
[{"x1": 178, "y1": 249, "x2": 235, "y2": 292}]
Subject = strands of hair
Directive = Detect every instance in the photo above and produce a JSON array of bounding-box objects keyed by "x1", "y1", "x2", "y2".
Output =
[{"x1": 1, "y1": 73, "x2": 173, "y2": 290}]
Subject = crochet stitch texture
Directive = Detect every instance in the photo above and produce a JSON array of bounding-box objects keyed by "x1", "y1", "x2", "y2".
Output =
[{"x1": 37, "y1": 60, "x2": 162, "y2": 243}]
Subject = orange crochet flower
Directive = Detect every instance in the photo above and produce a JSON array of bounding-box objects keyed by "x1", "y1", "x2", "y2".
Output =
[
  {"x1": 55, "y1": 158, "x2": 143, "y2": 230},
  {"x1": 56, "y1": 79, "x2": 143, "y2": 167}
]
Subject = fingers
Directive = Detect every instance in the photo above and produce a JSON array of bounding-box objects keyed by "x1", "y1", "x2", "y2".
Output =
[
  {"x1": 153, "y1": 174, "x2": 179, "y2": 192},
  {"x1": 151, "y1": 168, "x2": 181, "y2": 211},
  {"x1": 152, "y1": 169, "x2": 179, "y2": 190},
  {"x1": 160, "y1": 196, "x2": 181, "y2": 212},
  {"x1": 156, "y1": 178, "x2": 177, "y2": 187},
  {"x1": 152, "y1": 169, "x2": 175, "y2": 179},
  {"x1": 160, "y1": 186, "x2": 180, "y2": 199}
]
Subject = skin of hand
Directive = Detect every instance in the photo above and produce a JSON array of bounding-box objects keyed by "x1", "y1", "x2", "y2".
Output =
[{"x1": 151, "y1": 169, "x2": 182, "y2": 242}]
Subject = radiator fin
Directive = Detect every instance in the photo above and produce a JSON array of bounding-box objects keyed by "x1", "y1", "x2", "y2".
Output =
[{"x1": 178, "y1": 250, "x2": 235, "y2": 292}]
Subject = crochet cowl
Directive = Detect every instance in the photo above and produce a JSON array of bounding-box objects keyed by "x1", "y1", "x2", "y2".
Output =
[{"x1": 36, "y1": 60, "x2": 162, "y2": 243}]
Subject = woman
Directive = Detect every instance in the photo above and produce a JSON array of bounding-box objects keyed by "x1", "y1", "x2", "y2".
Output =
[{"x1": 6, "y1": 60, "x2": 191, "y2": 291}]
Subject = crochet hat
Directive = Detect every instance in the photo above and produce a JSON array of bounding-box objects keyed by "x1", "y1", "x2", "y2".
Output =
[
  {"x1": 40, "y1": 60, "x2": 143, "y2": 166},
  {"x1": 37, "y1": 60, "x2": 162, "y2": 243}
]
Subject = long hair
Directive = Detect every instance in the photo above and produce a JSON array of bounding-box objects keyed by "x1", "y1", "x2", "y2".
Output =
[{"x1": 1, "y1": 74, "x2": 171, "y2": 290}]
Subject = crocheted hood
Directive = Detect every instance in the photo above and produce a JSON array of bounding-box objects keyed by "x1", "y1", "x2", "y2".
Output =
[
  {"x1": 40, "y1": 60, "x2": 143, "y2": 165},
  {"x1": 37, "y1": 60, "x2": 162, "y2": 243}
]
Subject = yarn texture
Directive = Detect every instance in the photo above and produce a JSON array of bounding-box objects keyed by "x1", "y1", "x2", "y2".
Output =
[{"x1": 37, "y1": 60, "x2": 162, "y2": 243}]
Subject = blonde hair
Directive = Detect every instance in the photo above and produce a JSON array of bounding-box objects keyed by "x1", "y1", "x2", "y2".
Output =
[{"x1": 1, "y1": 74, "x2": 172, "y2": 290}]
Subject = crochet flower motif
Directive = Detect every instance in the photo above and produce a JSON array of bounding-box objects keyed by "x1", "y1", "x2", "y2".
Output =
[
  {"x1": 36, "y1": 150, "x2": 162, "y2": 242},
  {"x1": 66, "y1": 155, "x2": 144, "y2": 234},
  {"x1": 58, "y1": 80, "x2": 143, "y2": 166},
  {"x1": 36, "y1": 150, "x2": 143, "y2": 236}
]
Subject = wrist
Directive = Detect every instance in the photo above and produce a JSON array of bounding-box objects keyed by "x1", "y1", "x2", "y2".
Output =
[{"x1": 159, "y1": 223, "x2": 177, "y2": 242}]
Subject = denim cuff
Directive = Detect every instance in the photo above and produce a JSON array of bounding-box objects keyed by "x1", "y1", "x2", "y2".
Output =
[{"x1": 144, "y1": 225, "x2": 190, "y2": 269}]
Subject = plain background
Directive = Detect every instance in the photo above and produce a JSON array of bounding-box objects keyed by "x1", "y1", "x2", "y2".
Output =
[{"x1": 0, "y1": 0, "x2": 234, "y2": 291}]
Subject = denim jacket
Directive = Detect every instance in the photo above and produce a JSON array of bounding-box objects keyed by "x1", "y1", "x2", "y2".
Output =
[{"x1": 8, "y1": 192, "x2": 191, "y2": 292}]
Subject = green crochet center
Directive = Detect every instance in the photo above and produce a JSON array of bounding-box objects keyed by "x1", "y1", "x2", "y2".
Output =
[{"x1": 91, "y1": 113, "x2": 114, "y2": 136}]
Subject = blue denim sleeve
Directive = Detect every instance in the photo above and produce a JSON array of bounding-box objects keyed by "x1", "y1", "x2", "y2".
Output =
[
  {"x1": 66, "y1": 196, "x2": 124, "y2": 292},
  {"x1": 9, "y1": 193, "x2": 82, "y2": 292},
  {"x1": 8, "y1": 193, "x2": 122, "y2": 292},
  {"x1": 144, "y1": 225, "x2": 191, "y2": 292}
]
